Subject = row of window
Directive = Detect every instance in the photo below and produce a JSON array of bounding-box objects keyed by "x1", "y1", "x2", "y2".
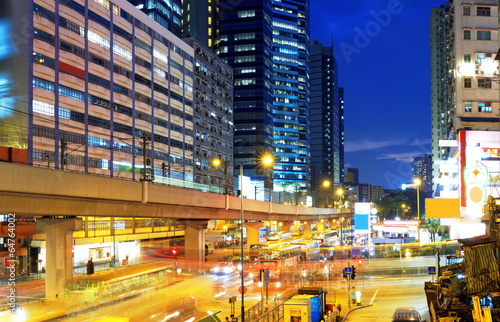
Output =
[
  {"x1": 463, "y1": 77, "x2": 492, "y2": 89},
  {"x1": 464, "y1": 102, "x2": 494, "y2": 113},
  {"x1": 463, "y1": 5, "x2": 493, "y2": 16},
  {"x1": 463, "y1": 29, "x2": 492, "y2": 40}
]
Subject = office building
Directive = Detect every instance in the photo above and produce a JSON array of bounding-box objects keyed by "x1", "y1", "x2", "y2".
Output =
[
  {"x1": 346, "y1": 168, "x2": 359, "y2": 185},
  {"x1": 216, "y1": 0, "x2": 311, "y2": 193},
  {"x1": 216, "y1": 0, "x2": 275, "y2": 186},
  {"x1": 412, "y1": 154, "x2": 432, "y2": 193},
  {"x1": 183, "y1": 38, "x2": 234, "y2": 188},
  {"x1": 127, "y1": 0, "x2": 183, "y2": 38},
  {"x1": 182, "y1": 0, "x2": 217, "y2": 49},
  {"x1": 310, "y1": 39, "x2": 342, "y2": 194},
  {"x1": 339, "y1": 87, "x2": 345, "y2": 183},
  {"x1": 0, "y1": 0, "x2": 195, "y2": 181}
]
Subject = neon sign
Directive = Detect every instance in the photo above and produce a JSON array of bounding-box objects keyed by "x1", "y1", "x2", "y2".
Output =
[{"x1": 464, "y1": 163, "x2": 488, "y2": 206}]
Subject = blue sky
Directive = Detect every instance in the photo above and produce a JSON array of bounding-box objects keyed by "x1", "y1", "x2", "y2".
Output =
[{"x1": 310, "y1": 0, "x2": 444, "y2": 189}]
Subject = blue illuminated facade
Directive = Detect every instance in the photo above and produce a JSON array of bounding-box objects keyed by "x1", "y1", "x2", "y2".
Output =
[{"x1": 217, "y1": 0, "x2": 310, "y2": 193}]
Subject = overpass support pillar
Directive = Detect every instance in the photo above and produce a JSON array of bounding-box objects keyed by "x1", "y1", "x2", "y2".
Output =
[
  {"x1": 37, "y1": 217, "x2": 82, "y2": 301},
  {"x1": 245, "y1": 221, "x2": 263, "y2": 251},
  {"x1": 316, "y1": 221, "x2": 325, "y2": 233},
  {"x1": 281, "y1": 221, "x2": 293, "y2": 234},
  {"x1": 180, "y1": 220, "x2": 209, "y2": 269},
  {"x1": 303, "y1": 222, "x2": 312, "y2": 239}
]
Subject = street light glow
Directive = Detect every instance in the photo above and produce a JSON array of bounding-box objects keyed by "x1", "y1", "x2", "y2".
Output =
[
  {"x1": 337, "y1": 188, "x2": 343, "y2": 195},
  {"x1": 212, "y1": 159, "x2": 221, "y2": 167},
  {"x1": 323, "y1": 180, "x2": 330, "y2": 188},
  {"x1": 414, "y1": 178, "x2": 421, "y2": 186}
]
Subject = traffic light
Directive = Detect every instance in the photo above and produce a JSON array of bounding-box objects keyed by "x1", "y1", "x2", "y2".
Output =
[{"x1": 351, "y1": 265, "x2": 356, "y2": 280}]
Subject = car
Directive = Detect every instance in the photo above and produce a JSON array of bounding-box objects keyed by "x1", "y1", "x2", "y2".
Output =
[
  {"x1": 392, "y1": 307, "x2": 424, "y2": 322},
  {"x1": 210, "y1": 262, "x2": 235, "y2": 275}
]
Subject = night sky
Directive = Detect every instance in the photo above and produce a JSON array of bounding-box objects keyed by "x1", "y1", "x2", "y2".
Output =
[{"x1": 310, "y1": 0, "x2": 444, "y2": 189}]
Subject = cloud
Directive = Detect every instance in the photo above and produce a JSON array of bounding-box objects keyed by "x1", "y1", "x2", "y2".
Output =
[
  {"x1": 344, "y1": 138, "x2": 406, "y2": 153},
  {"x1": 376, "y1": 152, "x2": 423, "y2": 163}
]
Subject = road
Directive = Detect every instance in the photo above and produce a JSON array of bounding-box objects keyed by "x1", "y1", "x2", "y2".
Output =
[{"x1": 344, "y1": 276, "x2": 430, "y2": 321}]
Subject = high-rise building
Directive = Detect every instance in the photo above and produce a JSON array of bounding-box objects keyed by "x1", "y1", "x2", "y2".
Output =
[
  {"x1": 270, "y1": 0, "x2": 311, "y2": 192},
  {"x1": 339, "y1": 87, "x2": 345, "y2": 183},
  {"x1": 430, "y1": 2, "x2": 453, "y2": 192},
  {"x1": 1, "y1": 0, "x2": 195, "y2": 181},
  {"x1": 310, "y1": 39, "x2": 342, "y2": 193},
  {"x1": 412, "y1": 154, "x2": 432, "y2": 193},
  {"x1": 346, "y1": 168, "x2": 359, "y2": 185},
  {"x1": 182, "y1": 0, "x2": 217, "y2": 49},
  {"x1": 431, "y1": 0, "x2": 499, "y2": 193},
  {"x1": 183, "y1": 38, "x2": 234, "y2": 188},
  {"x1": 127, "y1": 0, "x2": 183, "y2": 37}
]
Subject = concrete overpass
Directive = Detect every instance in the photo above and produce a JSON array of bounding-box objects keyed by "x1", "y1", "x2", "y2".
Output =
[
  {"x1": 0, "y1": 162, "x2": 341, "y2": 221},
  {"x1": 0, "y1": 162, "x2": 347, "y2": 301}
]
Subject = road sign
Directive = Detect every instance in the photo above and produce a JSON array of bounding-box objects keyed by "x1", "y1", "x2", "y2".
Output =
[
  {"x1": 229, "y1": 296, "x2": 237, "y2": 304},
  {"x1": 428, "y1": 266, "x2": 436, "y2": 275},
  {"x1": 261, "y1": 268, "x2": 269, "y2": 287},
  {"x1": 239, "y1": 285, "x2": 247, "y2": 294},
  {"x1": 344, "y1": 266, "x2": 352, "y2": 275}
]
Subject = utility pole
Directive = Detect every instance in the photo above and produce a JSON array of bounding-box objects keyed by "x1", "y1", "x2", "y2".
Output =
[
  {"x1": 140, "y1": 133, "x2": 153, "y2": 182},
  {"x1": 295, "y1": 185, "x2": 298, "y2": 206},
  {"x1": 60, "y1": 138, "x2": 67, "y2": 170}
]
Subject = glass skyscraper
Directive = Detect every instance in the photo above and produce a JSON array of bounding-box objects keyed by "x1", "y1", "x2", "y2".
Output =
[{"x1": 217, "y1": 0, "x2": 311, "y2": 193}]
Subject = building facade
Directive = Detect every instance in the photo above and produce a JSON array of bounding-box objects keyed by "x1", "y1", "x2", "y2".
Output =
[
  {"x1": 0, "y1": 0, "x2": 195, "y2": 181},
  {"x1": 216, "y1": 0, "x2": 275, "y2": 187},
  {"x1": 310, "y1": 39, "x2": 342, "y2": 194},
  {"x1": 127, "y1": 0, "x2": 183, "y2": 38},
  {"x1": 183, "y1": 38, "x2": 234, "y2": 188},
  {"x1": 431, "y1": 0, "x2": 499, "y2": 194},
  {"x1": 182, "y1": 0, "x2": 217, "y2": 49},
  {"x1": 412, "y1": 154, "x2": 432, "y2": 193}
]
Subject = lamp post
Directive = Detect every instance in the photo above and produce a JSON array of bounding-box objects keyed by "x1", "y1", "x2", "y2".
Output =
[
  {"x1": 213, "y1": 154, "x2": 273, "y2": 322},
  {"x1": 414, "y1": 179, "x2": 421, "y2": 242},
  {"x1": 338, "y1": 188, "x2": 354, "y2": 256},
  {"x1": 337, "y1": 188, "x2": 343, "y2": 247}
]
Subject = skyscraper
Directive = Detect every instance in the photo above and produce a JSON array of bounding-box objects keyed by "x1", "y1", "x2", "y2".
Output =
[
  {"x1": 127, "y1": 0, "x2": 183, "y2": 37},
  {"x1": 310, "y1": 39, "x2": 342, "y2": 193},
  {"x1": 412, "y1": 154, "x2": 432, "y2": 193},
  {"x1": 217, "y1": 0, "x2": 311, "y2": 193},
  {"x1": 182, "y1": 0, "x2": 217, "y2": 49}
]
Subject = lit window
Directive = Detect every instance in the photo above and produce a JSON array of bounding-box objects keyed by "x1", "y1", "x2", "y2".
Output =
[
  {"x1": 478, "y1": 102, "x2": 492, "y2": 113},
  {"x1": 464, "y1": 102, "x2": 472, "y2": 112},
  {"x1": 464, "y1": 54, "x2": 471, "y2": 63}
]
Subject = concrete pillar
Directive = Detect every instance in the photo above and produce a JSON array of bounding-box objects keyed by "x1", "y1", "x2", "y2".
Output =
[
  {"x1": 282, "y1": 221, "x2": 293, "y2": 234},
  {"x1": 303, "y1": 222, "x2": 312, "y2": 239},
  {"x1": 180, "y1": 220, "x2": 209, "y2": 267},
  {"x1": 245, "y1": 221, "x2": 263, "y2": 251},
  {"x1": 316, "y1": 221, "x2": 325, "y2": 233},
  {"x1": 37, "y1": 217, "x2": 82, "y2": 301}
]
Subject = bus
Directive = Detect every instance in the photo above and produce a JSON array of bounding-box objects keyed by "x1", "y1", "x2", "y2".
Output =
[
  {"x1": 312, "y1": 230, "x2": 339, "y2": 246},
  {"x1": 247, "y1": 243, "x2": 303, "y2": 283},
  {"x1": 292, "y1": 239, "x2": 321, "y2": 262},
  {"x1": 266, "y1": 231, "x2": 293, "y2": 241},
  {"x1": 249, "y1": 240, "x2": 292, "y2": 262}
]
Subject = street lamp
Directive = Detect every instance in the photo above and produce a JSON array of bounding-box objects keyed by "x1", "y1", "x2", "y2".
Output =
[
  {"x1": 414, "y1": 178, "x2": 421, "y2": 242},
  {"x1": 212, "y1": 154, "x2": 274, "y2": 322},
  {"x1": 323, "y1": 180, "x2": 331, "y2": 207},
  {"x1": 337, "y1": 188, "x2": 343, "y2": 247},
  {"x1": 338, "y1": 188, "x2": 354, "y2": 255}
]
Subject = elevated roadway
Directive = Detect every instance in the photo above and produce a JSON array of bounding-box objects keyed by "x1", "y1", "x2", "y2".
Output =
[{"x1": 0, "y1": 162, "x2": 343, "y2": 221}]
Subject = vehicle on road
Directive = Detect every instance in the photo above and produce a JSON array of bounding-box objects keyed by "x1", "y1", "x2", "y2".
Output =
[
  {"x1": 392, "y1": 307, "x2": 423, "y2": 322},
  {"x1": 210, "y1": 261, "x2": 235, "y2": 275}
]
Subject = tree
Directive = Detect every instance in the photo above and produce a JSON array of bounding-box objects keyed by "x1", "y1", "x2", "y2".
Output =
[
  {"x1": 421, "y1": 218, "x2": 444, "y2": 242},
  {"x1": 374, "y1": 190, "x2": 412, "y2": 220}
]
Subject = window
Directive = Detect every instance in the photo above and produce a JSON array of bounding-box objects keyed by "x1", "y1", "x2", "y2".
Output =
[
  {"x1": 465, "y1": 102, "x2": 472, "y2": 112},
  {"x1": 464, "y1": 54, "x2": 471, "y2": 63},
  {"x1": 478, "y1": 102, "x2": 492, "y2": 113},
  {"x1": 463, "y1": 29, "x2": 471, "y2": 40},
  {"x1": 235, "y1": 44, "x2": 255, "y2": 52},
  {"x1": 478, "y1": 78, "x2": 492, "y2": 88},
  {"x1": 238, "y1": 10, "x2": 255, "y2": 18},
  {"x1": 463, "y1": 5, "x2": 470, "y2": 15},
  {"x1": 477, "y1": 6, "x2": 490, "y2": 16},
  {"x1": 464, "y1": 77, "x2": 472, "y2": 88},
  {"x1": 477, "y1": 30, "x2": 491, "y2": 41}
]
